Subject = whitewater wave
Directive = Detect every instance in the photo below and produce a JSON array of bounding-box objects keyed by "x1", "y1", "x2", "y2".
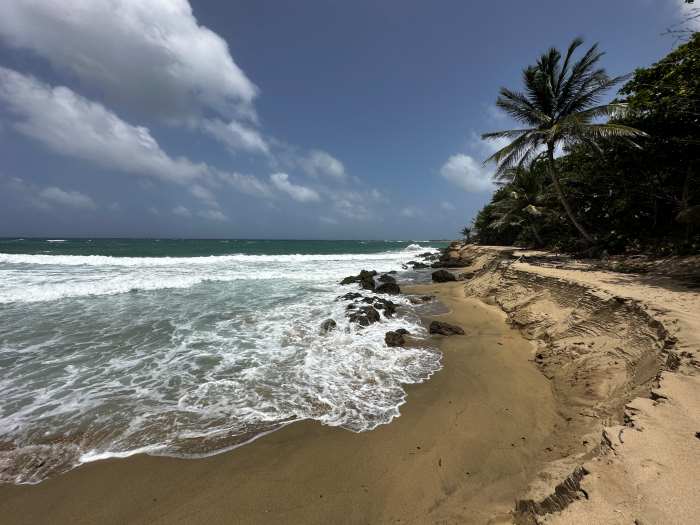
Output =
[{"x1": 0, "y1": 243, "x2": 443, "y2": 484}]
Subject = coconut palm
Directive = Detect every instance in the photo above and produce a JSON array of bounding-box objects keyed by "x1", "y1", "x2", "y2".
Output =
[
  {"x1": 460, "y1": 226, "x2": 472, "y2": 242},
  {"x1": 482, "y1": 38, "x2": 646, "y2": 243},
  {"x1": 489, "y1": 166, "x2": 547, "y2": 246}
]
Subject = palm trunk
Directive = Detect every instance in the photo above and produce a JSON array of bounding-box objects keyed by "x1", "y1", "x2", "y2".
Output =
[
  {"x1": 547, "y1": 144, "x2": 594, "y2": 244},
  {"x1": 530, "y1": 223, "x2": 544, "y2": 246}
]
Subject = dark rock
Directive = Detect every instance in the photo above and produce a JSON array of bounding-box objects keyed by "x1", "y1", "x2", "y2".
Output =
[
  {"x1": 348, "y1": 306, "x2": 381, "y2": 326},
  {"x1": 395, "y1": 328, "x2": 410, "y2": 335},
  {"x1": 358, "y1": 269, "x2": 376, "y2": 291},
  {"x1": 432, "y1": 270, "x2": 457, "y2": 283},
  {"x1": 373, "y1": 297, "x2": 397, "y2": 316},
  {"x1": 407, "y1": 260, "x2": 429, "y2": 269},
  {"x1": 320, "y1": 319, "x2": 337, "y2": 334},
  {"x1": 429, "y1": 320, "x2": 465, "y2": 336},
  {"x1": 376, "y1": 282, "x2": 400, "y2": 295},
  {"x1": 387, "y1": 270, "x2": 397, "y2": 274},
  {"x1": 385, "y1": 331, "x2": 405, "y2": 347},
  {"x1": 378, "y1": 273, "x2": 397, "y2": 283},
  {"x1": 421, "y1": 295, "x2": 434, "y2": 302},
  {"x1": 338, "y1": 292, "x2": 362, "y2": 301},
  {"x1": 340, "y1": 270, "x2": 377, "y2": 290},
  {"x1": 361, "y1": 296, "x2": 375, "y2": 304}
]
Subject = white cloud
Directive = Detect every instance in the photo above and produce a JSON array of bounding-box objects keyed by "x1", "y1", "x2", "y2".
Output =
[
  {"x1": 172, "y1": 205, "x2": 192, "y2": 217},
  {"x1": 198, "y1": 209, "x2": 227, "y2": 222},
  {"x1": 440, "y1": 154, "x2": 494, "y2": 193},
  {"x1": 320, "y1": 216, "x2": 338, "y2": 225},
  {"x1": 301, "y1": 150, "x2": 346, "y2": 180},
  {"x1": 189, "y1": 184, "x2": 220, "y2": 207},
  {"x1": 270, "y1": 173, "x2": 320, "y2": 203},
  {"x1": 0, "y1": 67, "x2": 204, "y2": 184},
  {"x1": 0, "y1": 0, "x2": 257, "y2": 122},
  {"x1": 675, "y1": 0, "x2": 700, "y2": 30},
  {"x1": 0, "y1": 67, "x2": 275, "y2": 209},
  {"x1": 216, "y1": 170, "x2": 273, "y2": 198},
  {"x1": 3, "y1": 177, "x2": 96, "y2": 211},
  {"x1": 202, "y1": 119, "x2": 269, "y2": 155},
  {"x1": 440, "y1": 201, "x2": 456, "y2": 212},
  {"x1": 38, "y1": 186, "x2": 96, "y2": 210}
]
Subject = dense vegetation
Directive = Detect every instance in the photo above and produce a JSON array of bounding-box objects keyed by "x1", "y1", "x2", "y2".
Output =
[{"x1": 471, "y1": 34, "x2": 699, "y2": 255}]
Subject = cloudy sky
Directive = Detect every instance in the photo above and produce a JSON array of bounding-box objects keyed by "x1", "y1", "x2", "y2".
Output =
[{"x1": 0, "y1": 0, "x2": 693, "y2": 239}]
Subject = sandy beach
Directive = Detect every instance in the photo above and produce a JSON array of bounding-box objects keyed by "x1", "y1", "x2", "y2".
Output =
[
  {"x1": 0, "y1": 279, "x2": 563, "y2": 524},
  {"x1": 2, "y1": 243, "x2": 698, "y2": 524}
]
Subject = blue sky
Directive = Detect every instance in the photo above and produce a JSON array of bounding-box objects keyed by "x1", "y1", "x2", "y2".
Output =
[{"x1": 0, "y1": 0, "x2": 694, "y2": 239}]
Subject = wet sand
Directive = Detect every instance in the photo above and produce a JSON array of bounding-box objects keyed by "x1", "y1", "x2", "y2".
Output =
[{"x1": 0, "y1": 282, "x2": 562, "y2": 524}]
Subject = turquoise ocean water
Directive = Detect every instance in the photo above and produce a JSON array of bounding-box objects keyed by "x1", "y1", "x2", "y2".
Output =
[{"x1": 0, "y1": 238, "x2": 447, "y2": 483}]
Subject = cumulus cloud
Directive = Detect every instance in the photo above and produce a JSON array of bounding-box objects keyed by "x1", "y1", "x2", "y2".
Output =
[
  {"x1": 0, "y1": 66, "x2": 276, "y2": 212},
  {"x1": 0, "y1": 67, "x2": 204, "y2": 183},
  {"x1": 3, "y1": 177, "x2": 96, "y2": 211},
  {"x1": 38, "y1": 186, "x2": 96, "y2": 210},
  {"x1": 440, "y1": 154, "x2": 494, "y2": 192},
  {"x1": 216, "y1": 170, "x2": 273, "y2": 198},
  {"x1": 270, "y1": 173, "x2": 320, "y2": 203},
  {"x1": 0, "y1": 0, "x2": 257, "y2": 122},
  {"x1": 301, "y1": 150, "x2": 346, "y2": 180},
  {"x1": 202, "y1": 119, "x2": 269, "y2": 155}
]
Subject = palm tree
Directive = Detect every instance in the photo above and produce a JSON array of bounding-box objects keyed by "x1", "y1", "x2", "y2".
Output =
[
  {"x1": 490, "y1": 166, "x2": 547, "y2": 246},
  {"x1": 460, "y1": 226, "x2": 472, "y2": 242},
  {"x1": 482, "y1": 38, "x2": 646, "y2": 244}
]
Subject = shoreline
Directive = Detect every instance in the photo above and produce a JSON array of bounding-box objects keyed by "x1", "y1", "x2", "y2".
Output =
[
  {"x1": 0, "y1": 264, "x2": 562, "y2": 524},
  {"x1": 1, "y1": 242, "x2": 697, "y2": 523}
]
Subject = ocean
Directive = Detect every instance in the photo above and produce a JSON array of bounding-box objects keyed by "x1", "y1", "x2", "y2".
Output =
[{"x1": 0, "y1": 238, "x2": 447, "y2": 484}]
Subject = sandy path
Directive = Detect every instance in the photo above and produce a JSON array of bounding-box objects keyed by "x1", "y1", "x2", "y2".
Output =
[{"x1": 0, "y1": 283, "x2": 560, "y2": 525}]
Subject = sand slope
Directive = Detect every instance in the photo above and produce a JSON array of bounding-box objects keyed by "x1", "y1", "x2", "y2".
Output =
[{"x1": 448, "y1": 244, "x2": 700, "y2": 524}]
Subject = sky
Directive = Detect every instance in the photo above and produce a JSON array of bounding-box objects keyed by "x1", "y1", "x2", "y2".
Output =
[{"x1": 0, "y1": 0, "x2": 695, "y2": 240}]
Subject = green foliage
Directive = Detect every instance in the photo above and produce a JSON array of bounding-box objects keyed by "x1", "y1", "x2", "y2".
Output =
[{"x1": 473, "y1": 35, "x2": 700, "y2": 255}]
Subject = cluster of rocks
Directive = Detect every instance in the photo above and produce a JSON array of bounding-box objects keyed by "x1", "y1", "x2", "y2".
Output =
[
  {"x1": 325, "y1": 251, "x2": 467, "y2": 345},
  {"x1": 431, "y1": 241, "x2": 474, "y2": 269},
  {"x1": 339, "y1": 269, "x2": 401, "y2": 294}
]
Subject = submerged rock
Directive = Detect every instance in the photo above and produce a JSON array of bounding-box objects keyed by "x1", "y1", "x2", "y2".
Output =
[
  {"x1": 376, "y1": 282, "x2": 400, "y2": 295},
  {"x1": 348, "y1": 306, "x2": 381, "y2": 326},
  {"x1": 385, "y1": 331, "x2": 405, "y2": 347},
  {"x1": 378, "y1": 273, "x2": 397, "y2": 283},
  {"x1": 338, "y1": 292, "x2": 362, "y2": 301},
  {"x1": 429, "y1": 320, "x2": 465, "y2": 336},
  {"x1": 395, "y1": 328, "x2": 410, "y2": 335},
  {"x1": 320, "y1": 319, "x2": 337, "y2": 334},
  {"x1": 372, "y1": 297, "x2": 397, "y2": 316},
  {"x1": 432, "y1": 269, "x2": 457, "y2": 283}
]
